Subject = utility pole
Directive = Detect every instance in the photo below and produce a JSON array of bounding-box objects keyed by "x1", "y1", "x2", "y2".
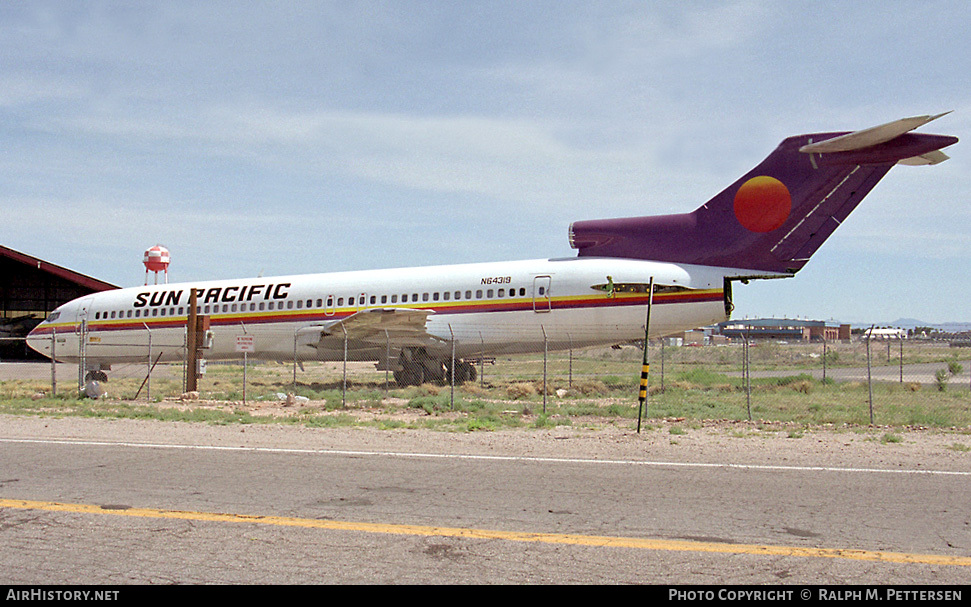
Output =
[
  {"x1": 186, "y1": 290, "x2": 198, "y2": 392},
  {"x1": 185, "y1": 290, "x2": 210, "y2": 393}
]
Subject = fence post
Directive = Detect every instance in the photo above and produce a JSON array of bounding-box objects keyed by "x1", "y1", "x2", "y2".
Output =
[
  {"x1": 239, "y1": 322, "x2": 247, "y2": 405},
  {"x1": 899, "y1": 338, "x2": 903, "y2": 384},
  {"x1": 182, "y1": 326, "x2": 188, "y2": 394},
  {"x1": 743, "y1": 331, "x2": 751, "y2": 421},
  {"x1": 449, "y1": 324, "x2": 455, "y2": 411},
  {"x1": 479, "y1": 331, "x2": 485, "y2": 388},
  {"x1": 567, "y1": 332, "x2": 573, "y2": 389},
  {"x1": 145, "y1": 324, "x2": 152, "y2": 402},
  {"x1": 866, "y1": 326, "x2": 874, "y2": 425},
  {"x1": 660, "y1": 337, "x2": 665, "y2": 394},
  {"x1": 822, "y1": 336, "x2": 827, "y2": 383},
  {"x1": 541, "y1": 325, "x2": 548, "y2": 414},
  {"x1": 77, "y1": 320, "x2": 86, "y2": 392},
  {"x1": 50, "y1": 327, "x2": 57, "y2": 397},
  {"x1": 341, "y1": 324, "x2": 348, "y2": 408}
]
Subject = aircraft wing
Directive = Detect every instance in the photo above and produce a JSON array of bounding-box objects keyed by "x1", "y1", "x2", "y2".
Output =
[{"x1": 299, "y1": 308, "x2": 441, "y2": 352}]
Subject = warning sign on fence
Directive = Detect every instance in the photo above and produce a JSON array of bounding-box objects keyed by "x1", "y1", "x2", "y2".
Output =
[{"x1": 235, "y1": 335, "x2": 255, "y2": 353}]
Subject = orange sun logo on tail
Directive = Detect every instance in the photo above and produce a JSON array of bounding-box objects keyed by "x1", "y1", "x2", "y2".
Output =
[{"x1": 733, "y1": 176, "x2": 791, "y2": 233}]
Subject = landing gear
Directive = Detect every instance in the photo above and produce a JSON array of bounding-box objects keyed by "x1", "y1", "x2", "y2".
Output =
[
  {"x1": 446, "y1": 360, "x2": 477, "y2": 384},
  {"x1": 393, "y1": 348, "x2": 476, "y2": 387},
  {"x1": 84, "y1": 369, "x2": 109, "y2": 382}
]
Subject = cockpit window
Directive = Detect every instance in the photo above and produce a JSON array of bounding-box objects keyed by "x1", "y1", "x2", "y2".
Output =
[{"x1": 45, "y1": 311, "x2": 61, "y2": 323}]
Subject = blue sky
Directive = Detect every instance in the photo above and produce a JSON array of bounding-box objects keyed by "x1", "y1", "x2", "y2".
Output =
[{"x1": 2, "y1": 1, "x2": 968, "y2": 324}]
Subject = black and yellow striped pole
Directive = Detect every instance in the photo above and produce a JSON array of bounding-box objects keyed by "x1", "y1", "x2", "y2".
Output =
[{"x1": 636, "y1": 277, "x2": 654, "y2": 433}]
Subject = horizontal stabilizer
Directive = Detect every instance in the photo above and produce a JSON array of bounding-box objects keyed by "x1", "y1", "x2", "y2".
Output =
[
  {"x1": 898, "y1": 150, "x2": 950, "y2": 165},
  {"x1": 798, "y1": 112, "x2": 951, "y2": 154}
]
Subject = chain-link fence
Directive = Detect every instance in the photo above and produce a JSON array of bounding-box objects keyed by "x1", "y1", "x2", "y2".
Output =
[{"x1": 3, "y1": 328, "x2": 970, "y2": 428}]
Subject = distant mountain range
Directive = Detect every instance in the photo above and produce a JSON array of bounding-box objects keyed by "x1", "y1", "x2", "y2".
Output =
[{"x1": 880, "y1": 319, "x2": 971, "y2": 333}]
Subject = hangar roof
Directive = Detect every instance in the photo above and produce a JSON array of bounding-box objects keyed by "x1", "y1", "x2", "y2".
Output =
[{"x1": 0, "y1": 244, "x2": 118, "y2": 292}]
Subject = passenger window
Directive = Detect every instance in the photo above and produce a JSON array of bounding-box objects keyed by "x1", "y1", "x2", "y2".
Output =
[
  {"x1": 443, "y1": 292, "x2": 450, "y2": 301},
  {"x1": 412, "y1": 294, "x2": 419, "y2": 302},
  {"x1": 433, "y1": 292, "x2": 439, "y2": 301},
  {"x1": 498, "y1": 289, "x2": 505, "y2": 297},
  {"x1": 476, "y1": 290, "x2": 483, "y2": 299},
  {"x1": 487, "y1": 289, "x2": 494, "y2": 298},
  {"x1": 466, "y1": 291, "x2": 472, "y2": 299},
  {"x1": 422, "y1": 293, "x2": 429, "y2": 302},
  {"x1": 338, "y1": 298, "x2": 344, "y2": 306},
  {"x1": 381, "y1": 295, "x2": 387, "y2": 304},
  {"x1": 391, "y1": 295, "x2": 398, "y2": 303}
]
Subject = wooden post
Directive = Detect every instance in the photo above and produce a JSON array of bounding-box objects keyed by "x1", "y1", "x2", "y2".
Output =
[{"x1": 186, "y1": 289, "x2": 199, "y2": 393}]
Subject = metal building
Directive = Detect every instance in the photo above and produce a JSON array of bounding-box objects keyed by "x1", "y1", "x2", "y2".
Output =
[
  {"x1": 1, "y1": 244, "x2": 117, "y2": 359},
  {"x1": 716, "y1": 318, "x2": 850, "y2": 342}
]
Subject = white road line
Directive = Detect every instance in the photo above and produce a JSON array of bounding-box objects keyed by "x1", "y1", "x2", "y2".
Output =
[{"x1": 1, "y1": 436, "x2": 968, "y2": 476}]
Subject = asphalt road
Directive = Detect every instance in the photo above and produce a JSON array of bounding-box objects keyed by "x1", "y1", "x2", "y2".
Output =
[{"x1": 0, "y1": 418, "x2": 968, "y2": 585}]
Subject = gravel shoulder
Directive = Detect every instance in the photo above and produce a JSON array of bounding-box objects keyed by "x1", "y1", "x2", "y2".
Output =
[{"x1": 1, "y1": 412, "x2": 968, "y2": 473}]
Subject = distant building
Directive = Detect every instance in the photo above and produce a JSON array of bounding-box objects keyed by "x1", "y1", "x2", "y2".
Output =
[
  {"x1": 863, "y1": 327, "x2": 907, "y2": 340},
  {"x1": 715, "y1": 318, "x2": 849, "y2": 342}
]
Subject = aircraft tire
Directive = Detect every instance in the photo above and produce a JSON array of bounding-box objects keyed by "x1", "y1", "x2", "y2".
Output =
[
  {"x1": 446, "y1": 360, "x2": 477, "y2": 385},
  {"x1": 84, "y1": 370, "x2": 109, "y2": 383},
  {"x1": 394, "y1": 367, "x2": 421, "y2": 387}
]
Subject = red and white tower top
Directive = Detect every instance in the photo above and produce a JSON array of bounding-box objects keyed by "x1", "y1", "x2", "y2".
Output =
[{"x1": 143, "y1": 245, "x2": 170, "y2": 285}]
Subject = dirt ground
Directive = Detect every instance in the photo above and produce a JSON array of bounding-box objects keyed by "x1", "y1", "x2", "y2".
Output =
[{"x1": 1, "y1": 362, "x2": 969, "y2": 472}]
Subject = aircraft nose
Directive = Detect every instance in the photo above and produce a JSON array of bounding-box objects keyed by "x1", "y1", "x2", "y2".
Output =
[{"x1": 26, "y1": 323, "x2": 51, "y2": 357}]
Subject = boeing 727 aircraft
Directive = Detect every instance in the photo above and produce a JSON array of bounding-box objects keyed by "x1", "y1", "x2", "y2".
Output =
[{"x1": 27, "y1": 114, "x2": 958, "y2": 386}]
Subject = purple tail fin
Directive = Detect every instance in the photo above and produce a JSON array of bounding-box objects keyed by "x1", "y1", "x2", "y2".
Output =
[{"x1": 569, "y1": 115, "x2": 958, "y2": 275}]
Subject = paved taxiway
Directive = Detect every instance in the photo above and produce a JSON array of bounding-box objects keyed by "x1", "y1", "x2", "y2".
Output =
[{"x1": 0, "y1": 417, "x2": 968, "y2": 584}]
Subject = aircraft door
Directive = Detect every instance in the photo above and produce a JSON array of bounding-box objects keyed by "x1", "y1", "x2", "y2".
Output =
[{"x1": 532, "y1": 276, "x2": 551, "y2": 313}]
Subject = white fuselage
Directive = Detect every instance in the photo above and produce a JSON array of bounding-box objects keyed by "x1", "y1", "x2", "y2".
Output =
[{"x1": 27, "y1": 257, "x2": 732, "y2": 369}]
